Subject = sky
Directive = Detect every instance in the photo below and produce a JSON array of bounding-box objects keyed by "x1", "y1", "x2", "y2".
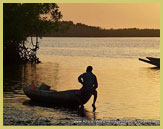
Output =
[{"x1": 58, "y1": 3, "x2": 160, "y2": 29}]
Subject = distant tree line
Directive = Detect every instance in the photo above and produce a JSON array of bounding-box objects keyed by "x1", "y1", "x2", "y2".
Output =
[{"x1": 44, "y1": 21, "x2": 160, "y2": 37}]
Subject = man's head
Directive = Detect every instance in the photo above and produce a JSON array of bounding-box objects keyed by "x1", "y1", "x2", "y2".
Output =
[{"x1": 86, "y1": 66, "x2": 93, "y2": 72}]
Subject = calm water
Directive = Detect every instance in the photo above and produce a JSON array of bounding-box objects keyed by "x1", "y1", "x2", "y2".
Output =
[{"x1": 4, "y1": 37, "x2": 160, "y2": 120}]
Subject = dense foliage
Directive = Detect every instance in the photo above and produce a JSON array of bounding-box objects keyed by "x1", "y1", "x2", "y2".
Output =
[{"x1": 4, "y1": 3, "x2": 62, "y2": 64}]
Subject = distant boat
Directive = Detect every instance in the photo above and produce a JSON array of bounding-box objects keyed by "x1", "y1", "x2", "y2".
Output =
[{"x1": 139, "y1": 57, "x2": 160, "y2": 68}]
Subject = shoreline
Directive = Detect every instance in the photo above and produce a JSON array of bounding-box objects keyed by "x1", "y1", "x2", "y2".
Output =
[{"x1": 3, "y1": 107, "x2": 160, "y2": 126}]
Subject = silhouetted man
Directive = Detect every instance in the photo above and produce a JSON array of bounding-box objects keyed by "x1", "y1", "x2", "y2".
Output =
[{"x1": 78, "y1": 66, "x2": 98, "y2": 111}]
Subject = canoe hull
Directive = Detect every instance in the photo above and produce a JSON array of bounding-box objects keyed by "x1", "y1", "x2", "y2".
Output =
[{"x1": 23, "y1": 86, "x2": 92, "y2": 107}]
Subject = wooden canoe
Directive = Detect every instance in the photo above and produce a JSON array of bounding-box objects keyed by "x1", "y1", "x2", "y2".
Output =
[
  {"x1": 23, "y1": 85, "x2": 92, "y2": 108},
  {"x1": 139, "y1": 57, "x2": 160, "y2": 68}
]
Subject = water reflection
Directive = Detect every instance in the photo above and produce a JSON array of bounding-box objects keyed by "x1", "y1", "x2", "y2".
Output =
[{"x1": 4, "y1": 63, "x2": 60, "y2": 92}]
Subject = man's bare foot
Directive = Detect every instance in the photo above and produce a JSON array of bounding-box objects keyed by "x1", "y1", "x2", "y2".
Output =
[{"x1": 92, "y1": 104, "x2": 96, "y2": 112}]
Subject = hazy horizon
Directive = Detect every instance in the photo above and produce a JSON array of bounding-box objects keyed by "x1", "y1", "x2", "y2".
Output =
[{"x1": 58, "y1": 3, "x2": 160, "y2": 29}]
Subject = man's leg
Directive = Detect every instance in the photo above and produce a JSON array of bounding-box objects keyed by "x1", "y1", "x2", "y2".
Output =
[{"x1": 92, "y1": 90, "x2": 97, "y2": 111}]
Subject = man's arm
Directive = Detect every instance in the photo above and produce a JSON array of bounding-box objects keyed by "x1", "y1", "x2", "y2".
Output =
[
  {"x1": 94, "y1": 76, "x2": 98, "y2": 89},
  {"x1": 78, "y1": 74, "x2": 84, "y2": 85}
]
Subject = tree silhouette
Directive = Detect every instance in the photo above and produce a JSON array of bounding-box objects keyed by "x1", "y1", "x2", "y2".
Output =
[
  {"x1": 44, "y1": 21, "x2": 160, "y2": 37},
  {"x1": 4, "y1": 3, "x2": 62, "y2": 64}
]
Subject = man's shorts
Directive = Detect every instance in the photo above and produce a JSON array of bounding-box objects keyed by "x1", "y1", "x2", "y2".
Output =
[{"x1": 79, "y1": 86, "x2": 97, "y2": 96}]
